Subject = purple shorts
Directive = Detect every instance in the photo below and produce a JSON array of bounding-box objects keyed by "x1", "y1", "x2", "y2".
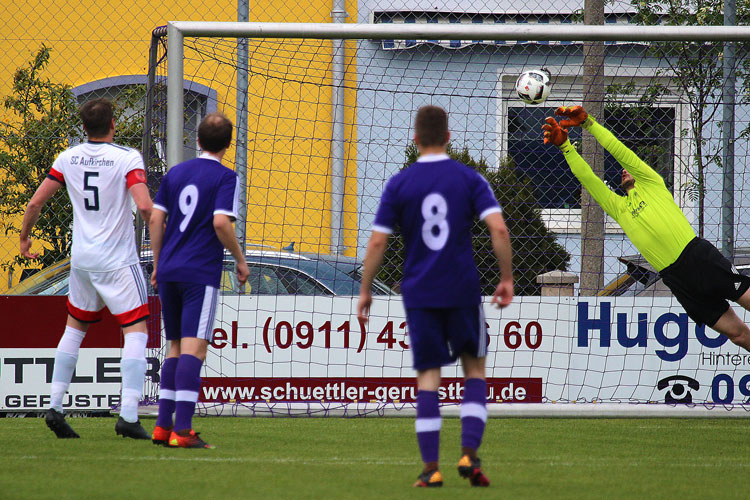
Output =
[
  {"x1": 158, "y1": 281, "x2": 218, "y2": 341},
  {"x1": 405, "y1": 305, "x2": 487, "y2": 371}
]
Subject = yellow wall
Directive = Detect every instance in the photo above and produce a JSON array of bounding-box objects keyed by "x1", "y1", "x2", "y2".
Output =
[
  {"x1": 237, "y1": 38, "x2": 358, "y2": 254},
  {"x1": 0, "y1": 1, "x2": 358, "y2": 290}
]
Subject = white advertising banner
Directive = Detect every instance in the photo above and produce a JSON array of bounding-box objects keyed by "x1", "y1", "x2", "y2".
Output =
[{"x1": 2, "y1": 295, "x2": 749, "y2": 411}]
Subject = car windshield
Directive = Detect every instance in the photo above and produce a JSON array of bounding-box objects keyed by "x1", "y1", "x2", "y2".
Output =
[
  {"x1": 27, "y1": 273, "x2": 71, "y2": 296},
  {"x1": 221, "y1": 261, "x2": 335, "y2": 296},
  {"x1": 617, "y1": 276, "x2": 656, "y2": 296},
  {"x1": 7, "y1": 258, "x2": 71, "y2": 295},
  {"x1": 599, "y1": 255, "x2": 661, "y2": 297}
]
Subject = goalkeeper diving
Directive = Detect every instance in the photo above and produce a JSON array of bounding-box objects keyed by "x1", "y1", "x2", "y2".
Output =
[{"x1": 543, "y1": 106, "x2": 750, "y2": 351}]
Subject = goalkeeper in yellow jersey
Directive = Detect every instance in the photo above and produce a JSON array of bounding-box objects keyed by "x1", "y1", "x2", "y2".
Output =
[{"x1": 543, "y1": 105, "x2": 750, "y2": 351}]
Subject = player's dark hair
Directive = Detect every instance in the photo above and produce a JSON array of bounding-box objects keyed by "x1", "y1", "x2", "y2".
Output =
[
  {"x1": 414, "y1": 105, "x2": 449, "y2": 147},
  {"x1": 198, "y1": 113, "x2": 233, "y2": 153},
  {"x1": 79, "y1": 98, "x2": 114, "y2": 137}
]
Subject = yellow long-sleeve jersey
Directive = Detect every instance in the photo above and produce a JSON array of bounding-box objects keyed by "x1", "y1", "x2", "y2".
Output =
[{"x1": 558, "y1": 116, "x2": 695, "y2": 271}]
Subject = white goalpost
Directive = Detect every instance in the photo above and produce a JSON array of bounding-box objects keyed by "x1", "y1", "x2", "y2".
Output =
[
  {"x1": 164, "y1": 22, "x2": 750, "y2": 166},
  {"x1": 143, "y1": 21, "x2": 750, "y2": 417}
]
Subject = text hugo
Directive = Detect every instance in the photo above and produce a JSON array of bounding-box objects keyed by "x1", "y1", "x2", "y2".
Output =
[{"x1": 577, "y1": 301, "x2": 727, "y2": 362}]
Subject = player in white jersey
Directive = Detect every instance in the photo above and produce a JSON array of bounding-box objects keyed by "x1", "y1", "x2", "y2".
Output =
[{"x1": 20, "y1": 98, "x2": 154, "y2": 440}]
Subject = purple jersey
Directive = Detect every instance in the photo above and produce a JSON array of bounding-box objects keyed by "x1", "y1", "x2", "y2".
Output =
[
  {"x1": 153, "y1": 154, "x2": 239, "y2": 288},
  {"x1": 373, "y1": 154, "x2": 501, "y2": 308}
]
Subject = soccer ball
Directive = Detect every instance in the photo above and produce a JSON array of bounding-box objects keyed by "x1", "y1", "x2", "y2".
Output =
[{"x1": 515, "y1": 69, "x2": 552, "y2": 105}]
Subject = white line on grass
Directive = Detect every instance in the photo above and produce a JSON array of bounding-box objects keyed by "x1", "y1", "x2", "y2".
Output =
[
  {"x1": 14, "y1": 455, "x2": 750, "y2": 467},
  {"x1": 15, "y1": 455, "x2": 417, "y2": 466}
]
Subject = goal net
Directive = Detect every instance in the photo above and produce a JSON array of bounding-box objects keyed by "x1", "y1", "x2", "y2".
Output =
[{"x1": 141, "y1": 20, "x2": 750, "y2": 416}]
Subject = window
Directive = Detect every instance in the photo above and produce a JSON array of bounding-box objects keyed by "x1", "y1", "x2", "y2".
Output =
[
  {"x1": 73, "y1": 76, "x2": 217, "y2": 161},
  {"x1": 499, "y1": 70, "x2": 689, "y2": 233},
  {"x1": 507, "y1": 106, "x2": 675, "y2": 210},
  {"x1": 508, "y1": 105, "x2": 584, "y2": 209},
  {"x1": 244, "y1": 265, "x2": 288, "y2": 295},
  {"x1": 275, "y1": 267, "x2": 333, "y2": 295}
]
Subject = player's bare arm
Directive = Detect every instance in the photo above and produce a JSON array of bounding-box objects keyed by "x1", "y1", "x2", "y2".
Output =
[
  {"x1": 483, "y1": 212, "x2": 514, "y2": 308},
  {"x1": 20, "y1": 178, "x2": 63, "y2": 259},
  {"x1": 213, "y1": 214, "x2": 249, "y2": 285},
  {"x1": 357, "y1": 230, "x2": 389, "y2": 323},
  {"x1": 148, "y1": 208, "x2": 167, "y2": 290},
  {"x1": 129, "y1": 182, "x2": 153, "y2": 225}
]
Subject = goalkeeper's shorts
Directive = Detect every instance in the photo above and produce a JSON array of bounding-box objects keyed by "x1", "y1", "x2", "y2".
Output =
[{"x1": 660, "y1": 237, "x2": 750, "y2": 327}]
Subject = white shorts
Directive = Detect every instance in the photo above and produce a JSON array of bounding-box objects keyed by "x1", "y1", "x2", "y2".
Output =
[{"x1": 67, "y1": 264, "x2": 149, "y2": 326}]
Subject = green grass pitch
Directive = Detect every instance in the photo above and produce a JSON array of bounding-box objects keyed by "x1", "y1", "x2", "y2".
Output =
[{"x1": 0, "y1": 416, "x2": 747, "y2": 499}]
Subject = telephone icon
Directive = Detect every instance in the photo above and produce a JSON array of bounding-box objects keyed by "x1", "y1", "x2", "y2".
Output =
[{"x1": 656, "y1": 375, "x2": 699, "y2": 404}]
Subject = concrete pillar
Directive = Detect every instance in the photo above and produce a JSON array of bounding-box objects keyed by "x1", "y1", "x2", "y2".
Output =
[{"x1": 536, "y1": 271, "x2": 579, "y2": 297}]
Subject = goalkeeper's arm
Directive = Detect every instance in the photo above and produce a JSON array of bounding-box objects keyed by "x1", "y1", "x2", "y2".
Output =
[
  {"x1": 557, "y1": 106, "x2": 665, "y2": 187},
  {"x1": 542, "y1": 116, "x2": 620, "y2": 216}
]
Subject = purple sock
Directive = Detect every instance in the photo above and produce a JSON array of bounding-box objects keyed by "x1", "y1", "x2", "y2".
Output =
[
  {"x1": 174, "y1": 354, "x2": 203, "y2": 432},
  {"x1": 461, "y1": 378, "x2": 487, "y2": 451},
  {"x1": 156, "y1": 357, "x2": 178, "y2": 429},
  {"x1": 415, "y1": 390, "x2": 441, "y2": 464}
]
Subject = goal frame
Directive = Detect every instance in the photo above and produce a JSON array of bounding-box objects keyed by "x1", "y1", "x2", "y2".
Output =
[
  {"x1": 165, "y1": 22, "x2": 750, "y2": 168},
  {"x1": 159, "y1": 22, "x2": 750, "y2": 417}
]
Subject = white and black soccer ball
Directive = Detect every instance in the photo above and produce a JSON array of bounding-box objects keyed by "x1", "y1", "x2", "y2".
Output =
[{"x1": 515, "y1": 69, "x2": 552, "y2": 105}]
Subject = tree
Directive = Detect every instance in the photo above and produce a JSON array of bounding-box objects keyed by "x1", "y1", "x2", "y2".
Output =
[
  {"x1": 631, "y1": 0, "x2": 750, "y2": 237},
  {"x1": 377, "y1": 144, "x2": 571, "y2": 296},
  {"x1": 0, "y1": 46, "x2": 82, "y2": 273},
  {"x1": 0, "y1": 46, "x2": 149, "y2": 276},
  {"x1": 112, "y1": 85, "x2": 148, "y2": 150}
]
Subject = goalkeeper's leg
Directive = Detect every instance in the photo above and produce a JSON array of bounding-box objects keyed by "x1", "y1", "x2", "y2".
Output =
[{"x1": 710, "y1": 306, "x2": 750, "y2": 352}]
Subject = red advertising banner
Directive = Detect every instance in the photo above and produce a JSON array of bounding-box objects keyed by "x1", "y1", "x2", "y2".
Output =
[
  {"x1": 0, "y1": 296, "x2": 162, "y2": 348},
  {"x1": 200, "y1": 377, "x2": 543, "y2": 404}
]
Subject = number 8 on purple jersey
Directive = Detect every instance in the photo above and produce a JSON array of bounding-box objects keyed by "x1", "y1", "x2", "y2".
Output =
[{"x1": 372, "y1": 154, "x2": 501, "y2": 309}]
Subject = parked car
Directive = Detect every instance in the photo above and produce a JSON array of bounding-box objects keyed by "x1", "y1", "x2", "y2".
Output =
[
  {"x1": 7, "y1": 249, "x2": 394, "y2": 297},
  {"x1": 599, "y1": 249, "x2": 750, "y2": 297}
]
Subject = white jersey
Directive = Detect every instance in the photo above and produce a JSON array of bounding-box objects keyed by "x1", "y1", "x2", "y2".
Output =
[{"x1": 49, "y1": 141, "x2": 144, "y2": 272}]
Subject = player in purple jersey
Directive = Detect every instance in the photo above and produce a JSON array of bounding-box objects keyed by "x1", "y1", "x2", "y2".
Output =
[
  {"x1": 149, "y1": 113, "x2": 249, "y2": 449},
  {"x1": 358, "y1": 106, "x2": 514, "y2": 488}
]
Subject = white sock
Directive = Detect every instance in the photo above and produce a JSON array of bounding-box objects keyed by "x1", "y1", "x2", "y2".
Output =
[
  {"x1": 120, "y1": 332, "x2": 148, "y2": 423},
  {"x1": 50, "y1": 326, "x2": 86, "y2": 412},
  {"x1": 50, "y1": 353, "x2": 77, "y2": 412}
]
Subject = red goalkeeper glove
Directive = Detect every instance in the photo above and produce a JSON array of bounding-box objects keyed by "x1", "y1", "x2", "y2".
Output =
[
  {"x1": 542, "y1": 117, "x2": 568, "y2": 147},
  {"x1": 555, "y1": 105, "x2": 589, "y2": 128}
]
